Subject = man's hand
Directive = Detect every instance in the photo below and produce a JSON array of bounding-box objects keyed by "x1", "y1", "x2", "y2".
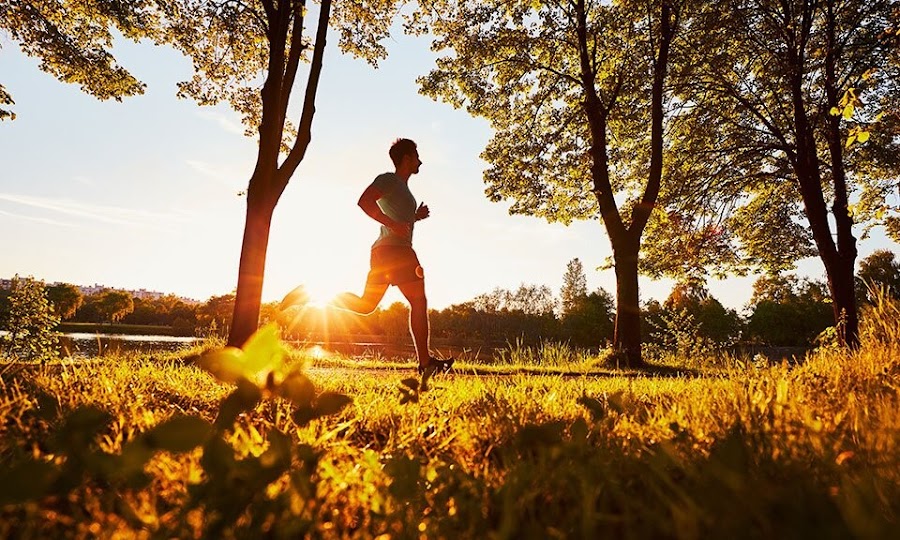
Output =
[{"x1": 415, "y1": 202, "x2": 430, "y2": 221}]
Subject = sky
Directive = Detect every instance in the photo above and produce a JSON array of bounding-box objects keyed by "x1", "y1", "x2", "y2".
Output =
[{"x1": 0, "y1": 23, "x2": 896, "y2": 313}]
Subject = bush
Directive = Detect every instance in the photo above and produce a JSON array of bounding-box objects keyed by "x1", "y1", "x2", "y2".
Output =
[{"x1": 1, "y1": 276, "x2": 60, "y2": 361}]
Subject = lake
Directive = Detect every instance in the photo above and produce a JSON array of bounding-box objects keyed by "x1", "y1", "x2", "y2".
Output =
[
  {"x1": 58, "y1": 333, "x2": 202, "y2": 358},
  {"x1": 52, "y1": 333, "x2": 494, "y2": 362}
]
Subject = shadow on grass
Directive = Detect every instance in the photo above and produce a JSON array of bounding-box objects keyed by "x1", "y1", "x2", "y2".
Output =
[{"x1": 304, "y1": 356, "x2": 707, "y2": 379}]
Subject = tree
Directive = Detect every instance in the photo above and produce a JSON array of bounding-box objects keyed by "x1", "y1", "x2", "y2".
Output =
[
  {"x1": 417, "y1": 0, "x2": 685, "y2": 367},
  {"x1": 472, "y1": 284, "x2": 556, "y2": 316},
  {"x1": 857, "y1": 249, "x2": 900, "y2": 301},
  {"x1": 0, "y1": 0, "x2": 163, "y2": 120},
  {"x1": 196, "y1": 293, "x2": 236, "y2": 336},
  {"x1": 562, "y1": 288, "x2": 615, "y2": 347},
  {"x1": 159, "y1": 0, "x2": 404, "y2": 348},
  {"x1": 1, "y1": 276, "x2": 60, "y2": 361},
  {"x1": 46, "y1": 283, "x2": 84, "y2": 320},
  {"x1": 663, "y1": 280, "x2": 742, "y2": 344},
  {"x1": 97, "y1": 290, "x2": 135, "y2": 323},
  {"x1": 666, "y1": 0, "x2": 900, "y2": 348},
  {"x1": 560, "y1": 258, "x2": 588, "y2": 316},
  {"x1": 746, "y1": 274, "x2": 833, "y2": 346}
]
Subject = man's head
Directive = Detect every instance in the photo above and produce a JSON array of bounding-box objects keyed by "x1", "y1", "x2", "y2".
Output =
[{"x1": 390, "y1": 138, "x2": 421, "y2": 176}]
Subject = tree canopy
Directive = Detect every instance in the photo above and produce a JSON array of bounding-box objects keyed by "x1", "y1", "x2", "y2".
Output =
[{"x1": 0, "y1": 0, "x2": 165, "y2": 120}]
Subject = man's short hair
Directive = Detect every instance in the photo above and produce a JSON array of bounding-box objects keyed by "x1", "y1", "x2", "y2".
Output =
[{"x1": 389, "y1": 138, "x2": 417, "y2": 167}]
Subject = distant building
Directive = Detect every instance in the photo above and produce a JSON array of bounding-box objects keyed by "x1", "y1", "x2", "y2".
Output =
[
  {"x1": 1, "y1": 276, "x2": 201, "y2": 304},
  {"x1": 76, "y1": 283, "x2": 108, "y2": 296},
  {"x1": 129, "y1": 288, "x2": 165, "y2": 300}
]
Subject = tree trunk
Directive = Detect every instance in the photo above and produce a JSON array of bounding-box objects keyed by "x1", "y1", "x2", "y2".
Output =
[
  {"x1": 612, "y1": 237, "x2": 645, "y2": 367},
  {"x1": 224, "y1": 1, "x2": 330, "y2": 348},
  {"x1": 821, "y1": 0, "x2": 860, "y2": 348},
  {"x1": 788, "y1": 31, "x2": 859, "y2": 349},
  {"x1": 228, "y1": 190, "x2": 276, "y2": 348},
  {"x1": 826, "y1": 257, "x2": 859, "y2": 347}
]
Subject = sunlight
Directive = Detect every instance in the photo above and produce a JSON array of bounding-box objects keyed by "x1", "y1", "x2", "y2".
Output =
[{"x1": 306, "y1": 344, "x2": 328, "y2": 359}]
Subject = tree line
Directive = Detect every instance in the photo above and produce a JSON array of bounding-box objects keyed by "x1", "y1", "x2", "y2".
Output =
[{"x1": 3, "y1": 250, "x2": 898, "y2": 353}]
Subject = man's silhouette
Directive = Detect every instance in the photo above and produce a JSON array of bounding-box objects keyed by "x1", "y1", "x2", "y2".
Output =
[{"x1": 282, "y1": 138, "x2": 452, "y2": 375}]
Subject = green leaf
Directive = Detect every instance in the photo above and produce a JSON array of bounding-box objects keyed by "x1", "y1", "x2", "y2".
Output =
[
  {"x1": 0, "y1": 460, "x2": 60, "y2": 505},
  {"x1": 259, "y1": 429, "x2": 292, "y2": 472},
  {"x1": 577, "y1": 394, "x2": 607, "y2": 421},
  {"x1": 240, "y1": 323, "x2": 287, "y2": 382},
  {"x1": 144, "y1": 415, "x2": 213, "y2": 452},
  {"x1": 277, "y1": 371, "x2": 316, "y2": 408},
  {"x1": 516, "y1": 421, "x2": 566, "y2": 448},
  {"x1": 607, "y1": 391, "x2": 627, "y2": 413},
  {"x1": 384, "y1": 456, "x2": 421, "y2": 501},
  {"x1": 842, "y1": 104, "x2": 854, "y2": 120},
  {"x1": 53, "y1": 406, "x2": 113, "y2": 453},
  {"x1": 197, "y1": 346, "x2": 245, "y2": 384},
  {"x1": 200, "y1": 435, "x2": 237, "y2": 478},
  {"x1": 117, "y1": 440, "x2": 156, "y2": 479},
  {"x1": 315, "y1": 392, "x2": 352, "y2": 417},
  {"x1": 292, "y1": 406, "x2": 317, "y2": 427},
  {"x1": 399, "y1": 387, "x2": 418, "y2": 405},
  {"x1": 570, "y1": 417, "x2": 589, "y2": 441},
  {"x1": 215, "y1": 379, "x2": 262, "y2": 429},
  {"x1": 34, "y1": 391, "x2": 61, "y2": 421}
]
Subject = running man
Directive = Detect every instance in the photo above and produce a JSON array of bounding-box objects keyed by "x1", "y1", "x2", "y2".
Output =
[{"x1": 281, "y1": 138, "x2": 453, "y2": 376}]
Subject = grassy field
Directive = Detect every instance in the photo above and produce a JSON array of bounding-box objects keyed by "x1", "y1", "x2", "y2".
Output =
[{"x1": 1, "y1": 305, "x2": 899, "y2": 539}]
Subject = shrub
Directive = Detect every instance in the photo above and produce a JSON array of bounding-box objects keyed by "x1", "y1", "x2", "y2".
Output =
[{"x1": 1, "y1": 276, "x2": 60, "y2": 361}]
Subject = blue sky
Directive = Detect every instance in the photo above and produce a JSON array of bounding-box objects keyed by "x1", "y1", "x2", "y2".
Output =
[{"x1": 0, "y1": 26, "x2": 894, "y2": 312}]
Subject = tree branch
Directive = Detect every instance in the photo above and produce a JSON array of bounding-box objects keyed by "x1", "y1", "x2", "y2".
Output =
[{"x1": 281, "y1": 0, "x2": 331, "y2": 178}]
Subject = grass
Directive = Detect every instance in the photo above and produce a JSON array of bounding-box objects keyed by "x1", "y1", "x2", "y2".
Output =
[{"x1": 1, "y1": 303, "x2": 899, "y2": 538}]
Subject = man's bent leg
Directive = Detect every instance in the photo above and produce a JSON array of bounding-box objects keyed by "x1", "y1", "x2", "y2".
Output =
[
  {"x1": 398, "y1": 279, "x2": 429, "y2": 366},
  {"x1": 333, "y1": 280, "x2": 388, "y2": 315}
]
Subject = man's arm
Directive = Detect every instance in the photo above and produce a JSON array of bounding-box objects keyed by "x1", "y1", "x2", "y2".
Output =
[{"x1": 358, "y1": 184, "x2": 411, "y2": 237}]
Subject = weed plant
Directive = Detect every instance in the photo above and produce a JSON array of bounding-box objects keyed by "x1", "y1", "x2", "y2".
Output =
[{"x1": 1, "y1": 296, "x2": 898, "y2": 538}]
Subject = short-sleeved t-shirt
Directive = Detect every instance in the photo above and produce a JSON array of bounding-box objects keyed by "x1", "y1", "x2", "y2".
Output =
[{"x1": 371, "y1": 172, "x2": 416, "y2": 249}]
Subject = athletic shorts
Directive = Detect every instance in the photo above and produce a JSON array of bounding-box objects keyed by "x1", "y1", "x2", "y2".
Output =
[{"x1": 368, "y1": 245, "x2": 424, "y2": 286}]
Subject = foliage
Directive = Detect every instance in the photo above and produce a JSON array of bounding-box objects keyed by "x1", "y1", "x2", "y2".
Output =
[
  {"x1": 2, "y1": 305, "x2": 900, "y2": 537},
  {"x1": 643, "y1": 304, "x2": 720, "y2": 363},
  {"x1": 746, "y1": 275, "x2": 834, "y2": 347},
  {"x1": 0, "y1": 0, "x2": 162, "y2": 120},
  {"x1": 45, "y1": 283, "x2": 83, "y2": 320},
  {"x1": 0, "y1": 276, "x2": 59, "y2": 361},
  {"x1": 194, "y1": 293, "x2": 235, "y2": 336},
  {"x1": 560, "y1": 258, "x2": 588, "y2": 316},
  {"x1": 659, "y1": 0, "x2": 899, "y2": 266},
  {"x1": 561, "y1": 289, "x2": 616, "y2": 347},
  {"x1": 856, "y1": 249, "x2": 900, "y2": 303},
  {"x1": 2, "y1": 0, "x2": 409, "y2": 346},
  {"x1": 0, "y1": 324, "x2": 352, "y2": 538},
  {"x1": 0, "y1": 83, "x2": 14, "y2": 121},
  {"x1": 97, "y1": 290, "x2": 135, "y2": 323}
]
